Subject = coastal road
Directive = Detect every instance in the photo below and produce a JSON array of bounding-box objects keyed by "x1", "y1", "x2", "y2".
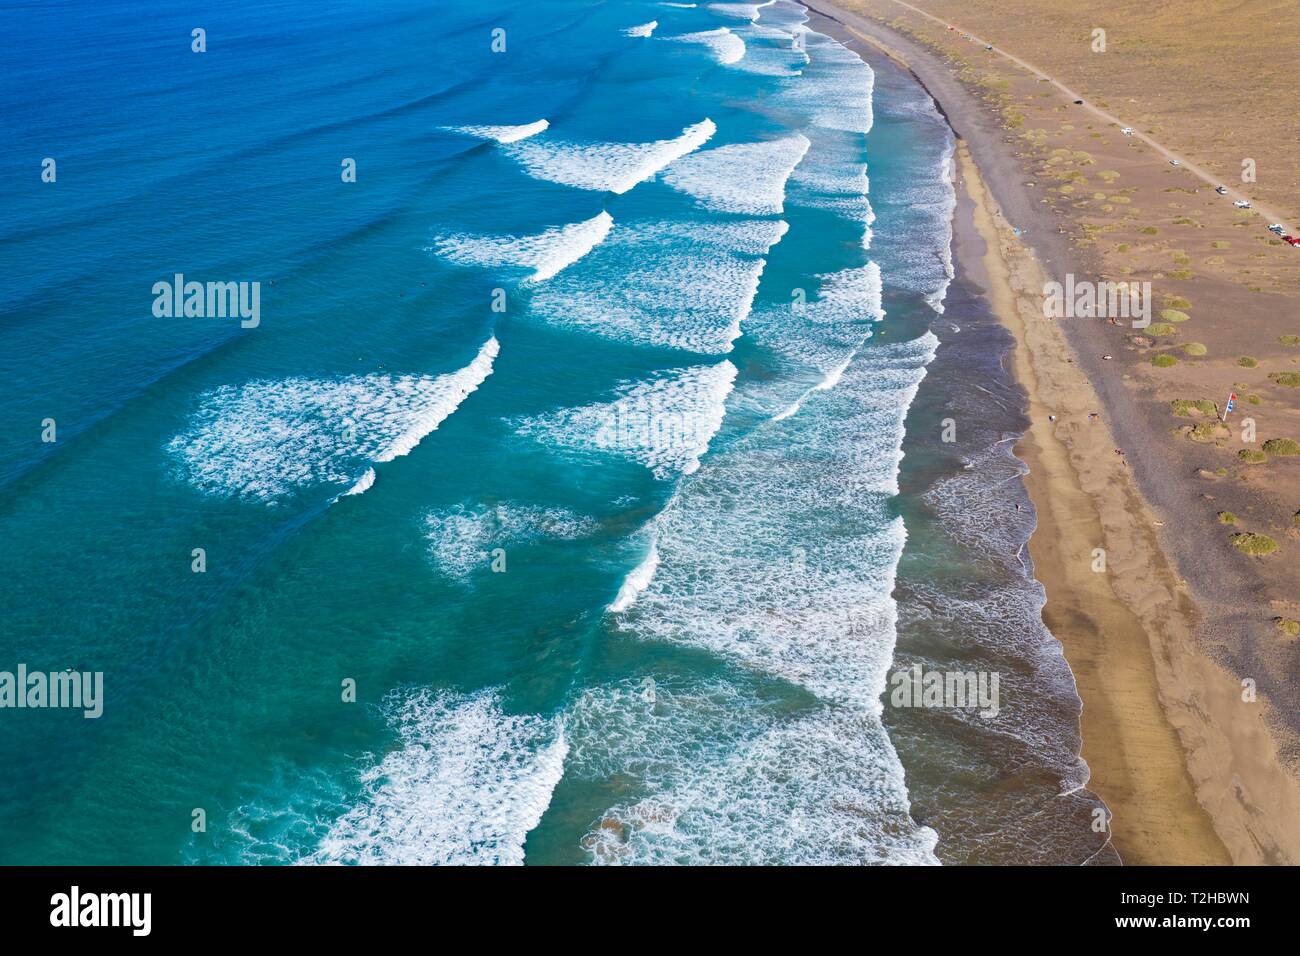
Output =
[{"x1": 822, "y1": 0, "x2": 1294, "y2": 233}]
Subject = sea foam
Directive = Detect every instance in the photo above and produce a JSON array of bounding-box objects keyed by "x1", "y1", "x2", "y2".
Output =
[
  {"x1": 665, "y1": 28, "x2": 746, "y2": 66},
  {"x1": 566, "y1": 679, "x2": 938, "y2": 865},
  {"x1": 169, "y1": 337, "x2": 498, "y2": 501},
  {"x1": 527, "y1": 219, "x2": 788, "y2": 354},
  {"x1": 429, "y1": 211, "x2": 614, "y2": 283},
  {"x1": 313, "y1": 689, "x2": 566, "y2": 866},
  {"x1": 515, "y1": 361, "x2": 737, "y2": 479},
  {"x1": 661, "y1": 134, "x2": 810, "y2": 215},
  {"x1": 503, "y1": 120, "x2": 715, "y2": 194},
  {"x1": 448, "y1": 119, "x2": 549, "y2": 143},
  {"x1": 425, "y1": 503, "x2": 600, "y2": 582}
]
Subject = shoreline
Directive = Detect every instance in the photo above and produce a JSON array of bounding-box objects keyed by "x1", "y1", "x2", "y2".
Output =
[{"x1": 808, "y1": 1, "x2": 1300, "y2": 863}]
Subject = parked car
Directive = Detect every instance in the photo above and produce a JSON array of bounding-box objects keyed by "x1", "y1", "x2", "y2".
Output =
[
  {"x1": 1234, "y1": 200, "x2": 1252, "y2": 209},
  {"x1": 1120, "y1": 127, "x2": 1134, "y2": 135},
  {"x1": 1073, "y1": 99, "x2": 1083, "y2": 104},
  {"x1": 1215, "y1": 185, "x2": 1228, "y2": 194},
  {"x1": 1285, "y1": 236, "x2": 1300, "y2": 247},
  {"x1": 1169, "y1": 159, "x2": 1180, "y2": 165},
  {"x1": 1268, "y1": 224, "x2": 1286, "y2": 235}
]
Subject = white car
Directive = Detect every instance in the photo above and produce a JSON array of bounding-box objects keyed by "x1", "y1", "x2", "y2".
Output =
[
  {"x1": 1268, "y1": 224, "x2": 1286, "y2": 235},
  {"x1": 1234, "y1": 200, "x2": 1252, "y2": 209},
  {"x1": 1120, "y1": 127, "x2": 1134, "y2": 135},
  {"x1": 1169, "y1": 159, "x2": 1180, "y2": 166},
  {"x1": 1215, "y1": 185, "x2": 1228, "y2": 194}
]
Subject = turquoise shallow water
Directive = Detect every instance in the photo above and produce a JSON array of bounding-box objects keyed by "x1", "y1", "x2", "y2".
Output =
[{"x1": 0, "y1": 0, "x2": 1108, "y2": 864}]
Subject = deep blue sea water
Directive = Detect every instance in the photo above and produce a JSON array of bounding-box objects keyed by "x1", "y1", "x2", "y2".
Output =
[{"x1": 0, "y1": 0, "x2": 1111, "y2": 864}]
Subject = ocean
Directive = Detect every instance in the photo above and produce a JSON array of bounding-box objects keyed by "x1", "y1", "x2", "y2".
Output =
[{"x1": 0, "y1": 0, "x2": 1112, "y2": 864}]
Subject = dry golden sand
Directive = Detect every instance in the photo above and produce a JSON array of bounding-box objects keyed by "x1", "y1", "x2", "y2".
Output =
[{"x1": 808, "y1": 0, "x2": 1300, "y2": 863}]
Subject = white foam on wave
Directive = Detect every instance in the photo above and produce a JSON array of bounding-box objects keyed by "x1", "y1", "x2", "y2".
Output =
[
  {"x1": 342, "y1": 467, "x2": 375, "y2": 497},
  {"x1": 787, "y1": 128, "x2": 873, "y2": 229},
  {"x1": 927, "y1": 145, "x2": 957, "y2": 313},
  {"x1": 608, "y1": 534, "x2": 661, "y2": 612},
  {"x1": 744, "y1": 261, "x2": 883, "y2": 422},
  {"x1": 566, "y1": 679, "x2": 938, "y2": 865},
  {"x1": 312, "y1": 688, "x2": 566, "y2": 866},
  {"x1": 503, "y1": 120, "x2": 715, "y2": 195},
  {"x1": 754, "y1": 0, "x2": 807, "y2": 31},
  {"x1": 429, "y1": 211, "x2": 613, "y2": 284},
  {"x1": 572, "y1": 335, "x2": 940, "y2": 864},
  {"x1": 425, "y1": 503, "x2": 599, "y2": 582},
  {"x1": 612, "y1": 333, "x2": 937, "y2": 701},
  {"x1": 732, "y1": 22, "x2": 809, "y2": 76},
  {"x1": 708, "y1": 1, "x2": 772, "y2": 19},
  {"x1": 867, "y1": 62, "x2": 956, "y2": 310},
  {"x1": 665, "y1": 28, "x2": 746, "y2": 65},
  {"x1": 449, "y1": 119, "x2": 549, "y2": 143},
  {"x1": 515, "y1": 361, "x2": 737, "y2": 479},
  {"x1": 778, "y1": 29, "x2": 874, "y2": 133},
  {"x1": 528, "y1": 219, "x2": 788, "y2": 354},
  {"x1": 661, "y1": 134, "x2": 810, "y2": 215},
  {"x1": 169, "y1": 337, "x2": 498, "y2": 502},
  {"x1": 623, "y1": 20, "x2": 658, "y2": 37}
]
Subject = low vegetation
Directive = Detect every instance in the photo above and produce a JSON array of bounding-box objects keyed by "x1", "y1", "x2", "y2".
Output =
[
  {"x1": 1184, "y1": 342, "x2": 1208, "y2": 356},
  {"x1": 1238, "y1": 449, "x2": 1268, "y2": 463},
  {"x1": 1238, "y1": 356, "x2": 1259, "y2": 368},
  {"x1": 1232, "y1": 532, "x2": 1279, "y2": 555},
  {"x1": 1261, "y1": 438, "x2": 1300, "y2": 456},
  {"x1": 1151, "y1": 354, "x2": 1177, "y2": 368},
  {"x1": 1170, "y1": 398, "x2": 1216, "y2": 417}
]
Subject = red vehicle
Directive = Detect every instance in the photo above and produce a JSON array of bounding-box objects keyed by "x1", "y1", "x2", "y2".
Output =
[{"x1": 1285, "y1": 235, "x2": 1300, "y2": 247}]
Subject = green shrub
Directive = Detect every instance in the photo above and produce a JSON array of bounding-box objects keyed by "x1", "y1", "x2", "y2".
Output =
[
  {"x1": 1170, "y1": 399, "x2": 1216, "y2": 417},
  {"x1": 1159, "y1": 309, "x2": 1190, "y2": 323},
  {"x1": 1148, "y1": 322, "x2": 1178, "y2": 336},
  {"x1": 1238, "y1": 356, "x2": 1259, "y2": 368},
  {"x1": 1164, "y1": 296, "x2": 1192, "y2": 309},
  {"x1": 1276, "y1": 618, "x2": 1300, "y2": 637},
  {"x1": 1217, "y1": 511, "x2": 1237, "y2": 524},
  {"x1": 1238, "y1": 449, "x2": 1268, "y2": 463},
  {"x1": 1270, "y1": 372, "x2": 1300, "y2": 387},
  {"x1": 1280, "y1": 335, "x2": 1300, "y2": 346},
  {"x1": 1140, "y1": 226, "x2": 1159, "y2": 235},
  {"x1": 1262, "y1": 438, "x2": 1300, "y2": 456},
  {"x1": 1189, "y1": 422, "x2": 1226, "y2": 441},
  {"x1": 1151, "y1": 354, "x2": 1177, "y2": 368},
  {"x1": 1232, "y1": 532, "x2": 1279, "y2": 555},
  {"x1": 1184, "y1": 342, "x2": 1208, "y2": 356}
]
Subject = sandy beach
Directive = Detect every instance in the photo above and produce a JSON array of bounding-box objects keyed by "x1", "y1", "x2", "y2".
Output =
[{"x1": 806, "y1": 0, "x2": 1300, "y2": 864}]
